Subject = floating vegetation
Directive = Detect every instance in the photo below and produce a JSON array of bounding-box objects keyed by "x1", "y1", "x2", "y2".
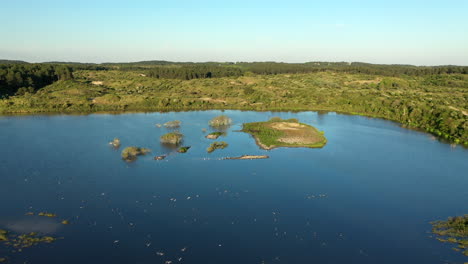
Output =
[
  {"x1": 3, "y1": 232, "x2": 57, "y2": 249},
  {"x1": 154, "y1": 155, "x2": 166, "y2": 160},
  {"x1": 177, "y1": 146, "x2": 191, "y2": 153},
  {"x1": 37, "y1": 212, "x2": 56, "y2": 218},
  {"x1": 209, "y1": 115, "x2": 232, "y2": 127},
  {"x1": 164, "y1": 120, "x2": 181, "y2": 128},
  {"x1": 121, "y1": 146, "x2": 151, "y2": 161},
  {"x1": 431, "y1": 215, "x2": 468, "y2": 256},
  {"x1": 160, "y1": 132, "x2": 183, "y2": 145},
  {"x1": 0, "y1": 257, "x2": 6, "y2": 262},
  {"x1": 207, "y1": 141, "x2": 228, "y2": 153},
  {"x1": 205, "y1": 132, "x2": 226, "y2": 139},
  {"x1": 109, "y1": 138, "x2": 121, "y2": 148},
  {"x1": 0, "y1": 230, "x2": 8, "y2": 241},
  {"x1": 224, "y1": 155, "x2": 269, "y2": 160},
  {"x1": 242, "y1": 117, "x2": 327, "y2": 150},
  {"x1": 61, "y1": 220, "x2": 70, "y2": 225}
]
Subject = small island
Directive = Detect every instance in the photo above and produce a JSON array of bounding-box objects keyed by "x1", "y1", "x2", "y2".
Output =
[
  {"x1": 205, "y1": 132, "x2": 226, "y2": 139},
  {"x1": 160, "y1": 132, "x2": 183, "y2": 145},
  {"x1": 225, "y1": 155, "x2": 269, "y2": 160},
  {"x1": 241, "y1": 117, "x2": 327, "y2": 150},
  {"x1": 121, "y1": 146, "x2": 151, "y2": 161}
]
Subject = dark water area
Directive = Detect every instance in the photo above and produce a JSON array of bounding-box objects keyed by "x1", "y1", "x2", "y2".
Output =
[{"x1": 0, "y1": 110, "x2": 467, "y2": 264}]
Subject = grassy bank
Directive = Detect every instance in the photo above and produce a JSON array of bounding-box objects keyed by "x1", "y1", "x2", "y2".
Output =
[{"x1": 0, "y1": 70, "x2": 466, "y2": 145}]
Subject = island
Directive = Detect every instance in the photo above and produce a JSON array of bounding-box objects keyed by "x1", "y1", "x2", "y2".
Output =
[{"x1": 241, "y1": 117, "x2": 327, "y2": 150}]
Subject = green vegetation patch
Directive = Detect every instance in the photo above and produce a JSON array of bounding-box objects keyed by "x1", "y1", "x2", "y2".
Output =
[
  {"x1": 242, "y1": 117, "x2": 327, "y2": 150},
  {"x1": 121, "y1": 146, "x2": 151, "y2": 161},
  {"x1": 207, "y1": 141, "x2": 229, "y2": 153},
  {"x1": 160, "y1": 132, "x2": 183, "y2": 145},
  {"x1": 431, "y1": 215, "x2": 468, "y2": 256},
  {"x1": 0, "y1": 230, "x2": 8, "y2": 241}
]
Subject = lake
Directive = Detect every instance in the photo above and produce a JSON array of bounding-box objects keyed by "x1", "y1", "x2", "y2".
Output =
[{"x1": 0, "y1": 110, "x2": 467, "y2": 264}]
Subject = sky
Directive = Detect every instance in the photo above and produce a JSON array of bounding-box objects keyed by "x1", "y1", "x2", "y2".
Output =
[{"x1": 1, "y1": 0, "x2": 467, "y2": 65}]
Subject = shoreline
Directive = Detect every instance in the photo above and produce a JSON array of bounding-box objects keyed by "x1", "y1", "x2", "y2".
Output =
[{"x1": 0, "y1": 107, "x2": 465, "y2": 147}]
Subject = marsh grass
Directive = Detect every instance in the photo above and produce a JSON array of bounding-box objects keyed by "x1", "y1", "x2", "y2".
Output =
[{"x1": 431, "y1": 215, "x2": 468, "y2": 256}]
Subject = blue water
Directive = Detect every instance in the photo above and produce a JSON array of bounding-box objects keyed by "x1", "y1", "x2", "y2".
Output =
[{"x1": 0, "y1": 110, "x2": 467, "y2": 264}]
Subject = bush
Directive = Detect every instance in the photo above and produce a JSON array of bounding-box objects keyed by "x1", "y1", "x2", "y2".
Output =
[
  {"x1": 160, "y1": 132, "x2": 183, "y2": 144},
  {"x1": 209, "y1": 115, "x2": 232, "y2": 127}
]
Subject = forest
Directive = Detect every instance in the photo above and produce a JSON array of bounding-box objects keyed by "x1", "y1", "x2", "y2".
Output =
[
  {"x1": 0, "y1": 60, "x2": 466, "y2": 145},
  {"x1": 0, "y1": 64, "x2": 73, "y2": 97}
]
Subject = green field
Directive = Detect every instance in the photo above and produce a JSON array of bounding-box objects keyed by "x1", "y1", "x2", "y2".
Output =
[{"x1": 0, "y1": 63, "x2": 467, "y2": 145}]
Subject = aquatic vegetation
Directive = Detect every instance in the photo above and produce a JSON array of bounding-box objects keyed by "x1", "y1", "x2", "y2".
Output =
[
  {"x1": 109, "y1": 138, "x2": 121, "y2": 148},
  {"x1": 242, "y1": 117, "x2": 327, "y2": 150},
  {"x1": 154, "y1": 155, "x2": 166, "y2": 160},
  {"x1": 8, "y1": 233, "x2": 56, "y2": 249},
  {"x1": 431, "y1": 215, "x2": 468, "y2": 256},
  {"x1": 0, "y1": 230, "x2": 8, "y2": 241},
  {"x1": 61, "y1": 220, "x2": 70, "y2": 225},
  {"x1": 160, "y1": 132, "x2": 183, "y2": 145},
  {"x1": 164, "y1": 120, "x2": 181, "y2": 128},
  {"x1": 205, "y1": 132, "x2": 226, "y2": 139},
  {"x1": 37, "y1": 212, "x2": 57, "y2": 218},
  {"x1": 121, "y1": 146, "x2": 151, "y2": 161},
  {"x1": 177, "y1": 146, "x2": 191, "y2": 153},
  {"x1": 209, "y1": 115, "x2": 232, "y2": 127},
  {"x1": 207, "y1": 141, "x2": 228, "y2": 153},
  {"x1": 225, "y1": 155, "x2": 269, "y2": 160},
  {"x1": 0, "y1": 257, "x2": 6, "y2": 262}
]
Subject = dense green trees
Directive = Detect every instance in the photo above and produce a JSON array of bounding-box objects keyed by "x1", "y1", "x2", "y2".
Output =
[
  {"x1": 146, "y1": 65, "x2": 243, "y2": 80},
  {"x1": 238, "y1": 62, "x2": 468, "y2": 76},
  {"x1": 0, "y1": 64, "x2": 73, "y2": 97}
]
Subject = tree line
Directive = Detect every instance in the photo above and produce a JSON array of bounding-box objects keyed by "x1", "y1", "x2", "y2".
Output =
[
  {"x1": 146, "y1": 65, "x2": 243, "y2": 80},
  {"x1": 0, "y1": 64, "x2": 73, "y2": 97}
]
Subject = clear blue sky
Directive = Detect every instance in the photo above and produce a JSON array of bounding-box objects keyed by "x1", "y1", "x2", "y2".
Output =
[{"x1": 1, "y1": 0, "x2": 467, "y2": 65}]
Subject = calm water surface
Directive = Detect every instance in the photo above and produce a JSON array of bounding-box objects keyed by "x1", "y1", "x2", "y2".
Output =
[{"x1": 0, "y1": 110, "x2": 467, "y2": 264}]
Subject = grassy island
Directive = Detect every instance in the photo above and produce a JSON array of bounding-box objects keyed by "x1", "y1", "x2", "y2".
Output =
[
  {"x1": 242, "y1": 117, "x2": 327, "y2": 150},
  {"x1": 121, "y1": 146, "x2": 151, "y2": 161},
  {"x1": 207, "y1": 141, "x2": 229, "y2": 153},
  {"x1": 206, "y1": 132, "x2": 226, "y2": 139},
  {"x1": 160, "y1": 132, "x2": 183, "y2": 145},
  {"x1": 431, "y1": 215, "x2": 468, "y2": 256}
]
